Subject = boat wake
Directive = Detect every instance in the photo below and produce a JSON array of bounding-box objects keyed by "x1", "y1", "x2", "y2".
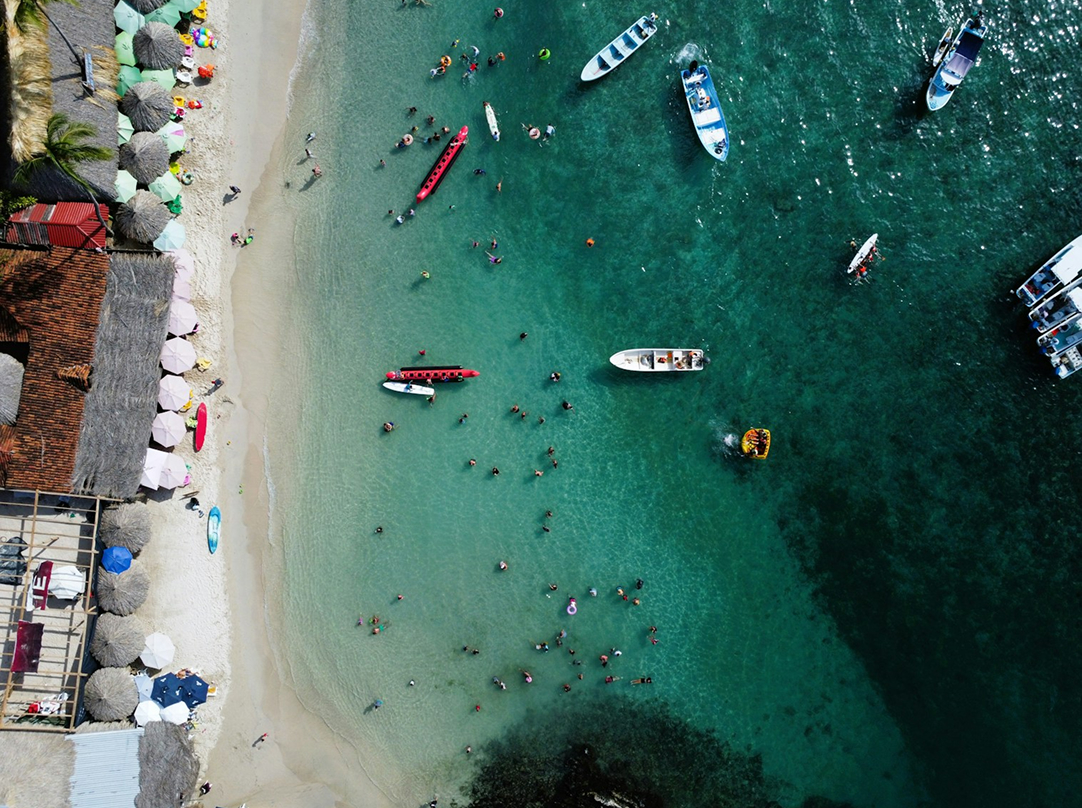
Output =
[
  {"x1": 710, "y1": 422, "x2": 744, "y2": 459},
  {"x1": 673, "y1": 42, "x2": 703, "y2": 66}
]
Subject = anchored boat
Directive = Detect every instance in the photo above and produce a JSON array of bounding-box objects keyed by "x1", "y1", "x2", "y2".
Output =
[
  {"x1": 1014, "y1": 234, "x2": 1082, "y2": 308},
  {"x1": 609, "y1": 348, "x2": 706, "y2": 372},
  {"x1": 680, "y1": 61, "x2": 728, "y2": 161},
  {"x1": 741, "y1": 428, "x2": 771, "y2": 459},
  {"x1": 1029, "y1": 287, "x2": 1082, "y2": 334},
  {"x1": 580, "y1": 13, "x2": 659, "y2": 82},
  {"x1": 385, "y1": 365, "x2": 480, "y2": 383},
  {"x1": 416, "y1": 126, "x2": 468, "y2": 202},
  {"x1": 847, "y1": 234, "x2": 880, "y2": 280},
  {"x1": 926, "y1": 13, "x2": 987, "y2": 111}
]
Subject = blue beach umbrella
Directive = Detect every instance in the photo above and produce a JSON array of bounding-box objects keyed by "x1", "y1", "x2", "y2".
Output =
[
  {"x1": 178, "y1": 674, "x2": 209, "y2": 707},
  {"x1": 145, "y1": 4, "x2": 182, "y2": 25},
  {"x1": 101, "y1": 546, "x2": 133, "y2": 574},
  {"x1": 153, "y1": 219, "x2": 186, "y2": 251},
  {"x1": 114, "y1": 1, "x2": 146, "y2": 34},
  {"x1": 151, "y1": 672, "x2": 183, "y2": 706}
]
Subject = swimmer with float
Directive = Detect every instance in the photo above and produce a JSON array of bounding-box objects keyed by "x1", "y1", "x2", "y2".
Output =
[{"x1": 566, "y1": 596, "x2": 577, "y2": 615}]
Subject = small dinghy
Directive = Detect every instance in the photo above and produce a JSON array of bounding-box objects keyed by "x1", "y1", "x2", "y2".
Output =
[
  {"x1": 847, "y1": 234, "x2": 879, "y2": 281},
  {"x1": 581, "y1": 13, "x2": 659, "y2": 82},
  {"x1": 680, "y1": 61, "x2": 728, "y2": 161},
  {"x1": 741, "y1": 428, "x2": 770, "y2": 459},
  {"x1": 609, "y1": 348, "x2": 706, "y2": 372},
  {"x1": 382, "y1": 381, "x2": 436, "y2": 396}
]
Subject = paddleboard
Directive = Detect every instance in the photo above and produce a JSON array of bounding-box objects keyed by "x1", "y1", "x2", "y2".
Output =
[
  {"x1": 932, "y1": 27, "x2": 953, "y2": 67},
  {"x1": 382, "y1": 381, "x2": 436, "y2": 396},
  {"x1": 484, "y1": 102, "x2": 500, "y2": 141},
  {"x1": 207, "y1": 506, "x2": 220, "y2": 554},
  {"x1": 847, "y1": 233, "x2": 878, "y2": 274},
  {"x1": 194, "y1": 402, "x2": 207, "y2": 451}
]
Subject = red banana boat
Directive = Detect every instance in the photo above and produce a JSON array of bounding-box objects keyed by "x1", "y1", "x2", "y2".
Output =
[
  {"x1": 416, "y1": 126, "x2": 468, "y2": 202},
  {"x1": 386, "y1": 365, "x2": 480, "y2": 383}
]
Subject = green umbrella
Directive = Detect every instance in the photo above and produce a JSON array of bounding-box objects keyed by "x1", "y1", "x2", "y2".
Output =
[
  {"x1": 145, "y1": 4, "x2": 181, "y2": 25},
  {"x1": 140, "y1": 68, "x2": 176, "y2": 92},
  {"x1": 149, "y1": 171, "x2": 182, "y2": 202},
  {"x1": 169, "y1": 0, "x2": 201, "y2": 11},
  {"x1": 118, "y1": 112, "x2": 135, "y2": 145},
  {"x1": 117, "y1": 65, "x2": 143, "y2": 96},
  {"x1": 115, "y1": 170, "x2": 138, "y2": 203},
  {"x1": 115, "y1": 31, "x2": 137, "y2": 66},
  {"x1": 153, "y1": 219, "x2": 186, "y2": 251},
  {"x1": 114, "y1": 1, "x2": 146, "y2": 34},
  {"x1": 155, "y1": 122, "x2": 187, "y2": 153}
]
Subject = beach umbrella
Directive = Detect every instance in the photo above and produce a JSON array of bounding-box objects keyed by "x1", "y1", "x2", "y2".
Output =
[
  {"x1": 120, "y1": 81, "x2": 173, "y2": 132},
  {"x1": 134, "y1": 672, "x2": 154, "y2": 701},
  {"x1": 168, "y1": 248, "x2": 195, "y2": 277},
  {"x1": 158, "y1": 374, "x2": 192, "y2": 410},
  {"x1": 101, "y1": 546, "x2": 133, "y2": 575},
  {"x1": 117, "y1": 65, "x2": 143, "y2": 96},
  {"x1": 115, "y1": 31, "x2": 137, "y2": 66},
  {"x1": 152, "y1": 672, "x2": 183, "y2": 705},
  {"x1": 160, "y1": 337, "x2": 197, "y2": 374},
  {"x1": 173, "y1": 276, "x2": 191, "y2": 301},
  {"x1": 114, "y1": 169, "x2": 138, "y2": 203},
  {"x1": 141, "y1": 632, "x2": 176, "y2": 669},
  {"x1": 134, "y1": 700, "x2": 162, "y2": 726},
  {"x1": 140, "y1": 67, "x2": 176, "y2": 92},
  {"x1": 117, "y1": 191, "x2": 170, "y2": 243},
  {"x1": 155, "y1": 121, "x2": 187, "y2": 153},
  {"x1": 169, "y1": 0, "x2": 202, "y2": 11},
  {"x1": 167, "y1": 299, "x2": 197, "y2": 335},
  {"x1": 157, "y1": 453, "x2": 189, "y2": 489},
  {"x1": 118, "y1": 112, "x2": 135, "y2": 145},
  {"x1": 178, "y1": 674, "x2": 209, "y2": 708},
  {"x1": 50, "y1": 565, "x2": 85, "y2": 599},
  {"x1": 148, "y1": 170, "x2": 182, "y2": 202},
  {"x1": 100, "y1": 502, "x2": 152, "y2": 554},
  {"x1": 154, "y1": 219, "x2": 187, "y2": 252},
  {"x1": 134, "y1": 22, "x2": 184, "y2": 70},
  {"x1": 145, "y1": 4, "x2": 182, "y2": 26},
  {"x1": 84, "y1": 668, "x2": 140, "y2": 722},
  {"x1": 119, "y1": 131, "x2": 169, "y2": 184},
  {"x1": 129, "y1": 0, "x2": 167, "y2": 13},
  {"x1": 96, "y1": 563, "x2": 150, "y2": 616},
  {"x1": 151, "y1": 410, "x2": 187, "y2": 447},
  {"x1": 159, "y1": 701, "x2": 190, "y2": 724},
  {"x1": 90, "y1": 613, "x2": 145, "y2": 667},
  {"x1": 141, "y1": 447, "x2": 168, "y2": 489},
  {"x1": 114, "y1": 1, "x2": 146, "y2": 34}
]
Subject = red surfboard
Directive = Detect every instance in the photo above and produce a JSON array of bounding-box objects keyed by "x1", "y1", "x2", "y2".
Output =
[{"x1": 194, "y1": 402, "x2": 207, "y2": 451}]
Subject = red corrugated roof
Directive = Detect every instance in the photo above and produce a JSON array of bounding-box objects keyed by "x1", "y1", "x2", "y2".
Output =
[{"x1": 6, "y1": 203, "x2": 107, "y2": 251}]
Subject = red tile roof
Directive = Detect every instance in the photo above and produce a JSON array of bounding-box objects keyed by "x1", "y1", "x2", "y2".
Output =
[
  {"x1": 0, "y1": 247, "x2": 109, "y2": 492},
  {"x1": 6, "y1": 203, "x2": 108, "y2": 251}
]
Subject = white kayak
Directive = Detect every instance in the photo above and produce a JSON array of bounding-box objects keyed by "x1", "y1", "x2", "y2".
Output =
[
  {"x1": 484, "y1": 102, "x2": 500, "y2": 141},
  {"x1": 847, "y1": 234, "x2": 878, "y2": 274},
  {"x1": 382, "y1": 381, "x2": 436, "y2": 396}
]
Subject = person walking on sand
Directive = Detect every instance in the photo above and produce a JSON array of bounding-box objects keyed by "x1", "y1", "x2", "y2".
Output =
[{"x1": 228, "y1": 185, "x2": 241, "y2": 195}]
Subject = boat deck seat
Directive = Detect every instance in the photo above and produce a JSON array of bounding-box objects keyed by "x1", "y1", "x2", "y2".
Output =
[
  {"x1": 609, "y1": 44, "x2": 625, "y2": 60},
  {"x1": 697, "y1": 107, "x2": 722, "y2": 125}
]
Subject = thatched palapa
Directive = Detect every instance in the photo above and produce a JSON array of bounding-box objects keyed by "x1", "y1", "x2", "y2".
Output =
[
  {"x1": 96, "y1": 562, "x2": 150, "y2": 615},
  {"x1": 100, "y1": 501, "x2": 152, "y2": 553},
  {"x1": 115, "y1": 191, "x2": 170, "y2": 242},
  {"x1": 90, "y1": 612, "x2": 146, "y2": 667},
  {"x1": 118, "y1": 132, "x2": 169, "y2": 184},
  {"x1": 120, "y1": 82, "x2": 173, "y2": 132},
  {"x1": 136, "y1": 722, "x2": 199, "y2": 808},
  {"x1": 128, "y1": 0, "x2": 167, "y2": 13},
  {"x1": 133, "y1": 22, "x2": 183, "y2": 70},
  {"x1": 0, "y1": 353, "x2": 24, "y2": 425},
  {"x1": 83, "y1": 667, "x2": 139, "y2": 722},
  {"x1": 71, "y1": 254, "x2": 173, "y2": 498}
]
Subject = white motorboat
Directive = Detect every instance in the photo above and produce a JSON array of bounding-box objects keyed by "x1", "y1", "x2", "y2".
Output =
[
  {"x1": 680, "y1": 61, "x2": 729, "y2": 161},
  {"x1": 609, "y1": 348, "x2": 706, "y2": 372},
  {"x1": 580, "y1": 14, "x2": 659, "y2": 82},
  {"x1": 1014, "y1": 234, "x2": 1082, "y2": 308},
  {"x1": 848, "y1": 234, "x2": 879, "y2": 279},
  {"x1": 382, "y1": 381, "x2": 436, "y2": 396}
]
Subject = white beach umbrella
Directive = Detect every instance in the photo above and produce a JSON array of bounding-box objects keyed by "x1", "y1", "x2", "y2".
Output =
[
  {"x1": 134, "y1": 672, "x2": 154, "y2": 702},
  {"x1": 140, "y1": 447, "x2": 169, "y2": 489},
  {"x1": 141, "y1": 632, "x2": 176, "y2": 668},
  {"x1": 160, "y1": 337, "x2": 197, "y2": 373},
  {"x1": 157, "y1": 453, "x2": 189, "y2": 490},
  {"x1": 168, "y1": 248, "x2": 195, "y2": 278},
  {"x1": 159, "y1": 701, "x2": 190, "y2": 725},
  {"x1": 133, "y1": 700, "x2": 162, "y2": 726},
  {"x1": 150, "y1": 411, "x2": 186, "y2": 448},
  {"x1": 157, "y1": 375, "x2": 192, "y2": 411},
  {"x1": 167, "y1": 299, "x2": 197, "y2": 335},
  {"x1": 49, "y1": 566, "x2": 85, "y2": 600},
  {"x1": 172, "y1": 276, "x2": 191, "y2": 301}
]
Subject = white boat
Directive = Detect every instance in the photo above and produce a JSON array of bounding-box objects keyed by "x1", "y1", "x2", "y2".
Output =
[
  {"x1": 609, "y1": 348, "x2": 706, "y2": 372},
  {"x1": 1050, "y1": 346, "x2": 1082, "y2": 379},
  {"x1": 1014, "y1": 234, "x2": 1082, "y2": 308},
  {"x1": 926, "y1": 13, "x2": 987, "y2": 111},
  {"x1": 382, "y1": 381, "x2": 436, "y2": 396},
  {"x1": 580, "y1": 13, "x2": 659, "y2": 82},
  {"x1": 1029, "y1": 286, "x2": 1082, "y2": 334},
  {"x1": 847, "y1": 234, "x2": 879, "y2": 277},
  {"x1": 680, "y1": 61, "x2": 728, "y2": 161},
  {"x1": 483, "y1": 102, "x2": 500, "y2": 141}
]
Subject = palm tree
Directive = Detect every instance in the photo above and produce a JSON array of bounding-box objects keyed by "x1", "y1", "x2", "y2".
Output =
[{"x1": 14, "y1": 112, "x2": 113, "y2": 235}]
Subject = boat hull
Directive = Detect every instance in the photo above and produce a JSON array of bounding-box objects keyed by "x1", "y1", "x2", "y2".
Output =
[
  {"x1": 1014, "y1": 233, "x2": 1082, "y2": 308},
  {"x1": 609, "y1": 348, "x2": 705, "y2": 372},
  {"x1": 681, "y1": 64, "x2": 729, "y2": 161},
  {"x1": 416, "y1": 126, "x2": 468, "y2": 202},
  {"x1": 382, "y1": 381, "x2": 436, "y2": 396},
  {"x1": 925, "y1": 17, "x2": 986, "y2": 111},
  {"x1": 580, "y1": 14, "x2": 659, "y2": 82},
  {"x1": 848, "y1": 234, "x2": 878, "y2": 275},
  {"x1": 386, "y1": 366, "x2": 480, "y2": 383}
]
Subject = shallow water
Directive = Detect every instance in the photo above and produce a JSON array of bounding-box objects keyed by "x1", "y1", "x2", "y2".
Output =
[{"x1": 243, "y1": 0, "x2": 1082, "y2": 805}]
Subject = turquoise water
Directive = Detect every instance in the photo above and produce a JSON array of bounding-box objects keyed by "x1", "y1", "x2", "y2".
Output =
[{"x1": 241, "y1": 0, "x2": 1082, "y2": 805}]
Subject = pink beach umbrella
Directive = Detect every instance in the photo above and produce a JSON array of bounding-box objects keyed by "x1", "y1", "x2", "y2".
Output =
[
  {"x1": 168, "y1": 248, "x2": 195, "y2": 280},
  {"x1": 157, "y1": 374, "x2": 192, "y2": 411},
  {"x1": 172, "y1": 276, "x2": 191, "y2": 301},
  {"x1": 150, "y1": 411, "x2": 186, "y2": 448},
  {"x1": 157, "y1": 453, "x2": 189, "y2": 490},
  {"x1": 160, "y1": 337, "x2": 196, "y2": 373},
  {"x1": 140, "y1": 448, "x2": 169, "y2": 489},
  {"x1": 167, "y1": 299, "x2": 197, "y2": 335}
]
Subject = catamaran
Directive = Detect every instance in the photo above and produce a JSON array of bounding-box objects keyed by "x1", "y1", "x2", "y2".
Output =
[
  {"x1": 580, "y1": 14, "x2": 659, "y2": 82},
  {"x1": 608, "y1": 348, "x2": 706, "y2": 372},
  {"x1": 1029, "y1": 286, "x2": 1082, "y2": 334},
  {"x1": 1014, "y1": 234, "x2": 1082, "y2": 308},
  {"x1": 680, "y1": 61, "x2": 728, "y2": 161},
  {"x1": 926, "y1": 13, "x2": 987, "y2": 111}
]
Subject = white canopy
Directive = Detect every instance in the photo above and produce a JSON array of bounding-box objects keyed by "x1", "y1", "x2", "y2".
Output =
[
  {"x1": 160, "y1": 337, "x2": 196, "y2": 374},
  {"x1": 150, "y1": 410, "x2": 186, "y2": 448},
  {"x1": 133, "y1": 700, "x2": 162, "y2": 726},
  {"x1": 159, "y1": 701, "x2": 190, "y2": 725},
  {"x1": 157, "y1": 374, "x2": 192, "y2": 411},
  {"x1": 1068, "y1": 288, "x2": 1082, "y2": 309},
  {"x1": 141, "y1": 632, "x2": 175, "y2": 668},
  {"x1": 167, "y1": 299, "x2": 198, "y2": 336},
  {"x1": 157, "y1": 453, "x2": 188, "y2": 490},
  {"x1": 141, "y1": 447, "x2": 168, "y2": 489},
  {"x1": 49, "y1": 565, "x2": 85, "y2": 600},
  {"x1": 1052, "y1": 250, "x2": 1082, "y2": 284}
]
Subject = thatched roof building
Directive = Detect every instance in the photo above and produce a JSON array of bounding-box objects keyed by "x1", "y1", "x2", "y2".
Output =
[
  {"x1": 119, "y1": 82, "x2": 172, "y2": 132},
  {"x1": 96, "y1": 562, "x2": 150, "y2": 615},
  {"x1": 0, "y1": 352, "x2": 23, "y2": 425},
  {"x1": 83, "y1": 667, "x2": 138, "y2": 722},
  {"x1": 89, "y1": 612, "x2": 146, "y2": 667},
  {"x1": 99, "y1": 501, "x2": 152, "y2": 553},
  {"x1": 136, "y1": 722, "x2": 199, "y2": 808},
  {"x1": 71, "y1": 254, "x2": 172, "y2": 498}
]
